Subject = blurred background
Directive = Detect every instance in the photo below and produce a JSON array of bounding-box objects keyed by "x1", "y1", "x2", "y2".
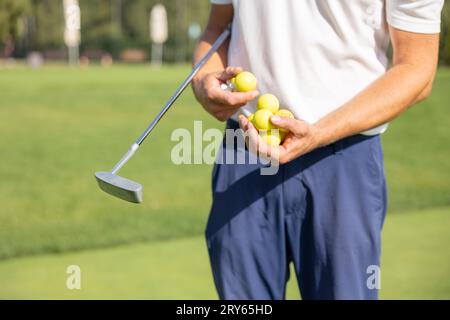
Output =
[
  {"x1": 0, "y1": 0, "x2": 210, "y2": 63},
  {"x1": 0, "y1": 0, "x2": 449, "y2": 299}
]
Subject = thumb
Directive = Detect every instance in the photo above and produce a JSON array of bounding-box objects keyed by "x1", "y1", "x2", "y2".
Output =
[
  {"x1": 270, "y1": 115, "x2": 299, "y2": 132},
  {"x1": 217, "y1": 66, "x2": 243, "y2": 82}
]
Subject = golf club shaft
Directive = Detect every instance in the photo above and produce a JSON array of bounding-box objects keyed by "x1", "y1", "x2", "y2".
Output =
[
  {"x1": 111, "y1": 26, "x2": 231, "y2": 174},
  {"x1": 111, "y1": 143, "x2": 139, "y2": 174},
  {"x1": 137, "y1": 26, "x2": 231, "y2": 146}
]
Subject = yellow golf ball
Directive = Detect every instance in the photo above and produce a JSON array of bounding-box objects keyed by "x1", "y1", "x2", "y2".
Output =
[
  {"x1": 235, "y1": 71, "x2": 257, "y2": 92},
  {"x1": 260, "y1": 130, "x2": 282, "y2": 146},
  {"x1": 276, "y1": 109, "x2": 294, "y2": 119},
  {"x1": 274, "y1": 109, "x2": 295, "y2": 133},
  {"x1": 257, "y1": 94, "x2": 280, "y2": 113},
  {"x1": 253, "y1": 109, "x2": 274, "y2": 131}
]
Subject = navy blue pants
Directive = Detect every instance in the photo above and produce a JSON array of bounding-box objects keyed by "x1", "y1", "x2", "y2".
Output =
[{"x1": 205, "y1": 121, "x2": 387, "y2": 300}]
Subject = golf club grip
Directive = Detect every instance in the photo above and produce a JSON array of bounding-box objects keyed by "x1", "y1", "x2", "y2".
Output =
[{"x1": 135, "y1": 26, "x2": 231, "y2": 146}]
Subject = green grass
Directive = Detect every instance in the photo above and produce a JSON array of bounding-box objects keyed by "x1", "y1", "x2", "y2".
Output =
[
  {"x1": 1, "y1": 65, "x2": 448, "y2": 300},
  {"x1": 0, "y1": 65, "x2": 220, "y2": 259},
  {"x1": 0, "y1": 65, "x2": 449, "y2": 268},
  {"x1": 382, "y1": 69, "x2": 450, "y2": 210},
  {"x1": 0, "y1": 206, "x2": 448, "y2": 299}
]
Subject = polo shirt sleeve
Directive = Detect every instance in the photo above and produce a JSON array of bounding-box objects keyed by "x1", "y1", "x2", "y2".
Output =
[
  {"x1": 211, "y1": 0, "x2": 232, "y2": 4},
  {"x1": 386, "y1": 0, "x2": 444, "y2": 34}
]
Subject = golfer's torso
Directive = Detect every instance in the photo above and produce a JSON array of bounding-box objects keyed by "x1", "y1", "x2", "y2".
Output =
[{"x1": 227, "y1": 0, "x2": 390, "y2": 135}]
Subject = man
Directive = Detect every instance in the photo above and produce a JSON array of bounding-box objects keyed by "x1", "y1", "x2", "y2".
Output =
[{"x1": 192, "y1": 0, "x2": 443, "y2": 300}]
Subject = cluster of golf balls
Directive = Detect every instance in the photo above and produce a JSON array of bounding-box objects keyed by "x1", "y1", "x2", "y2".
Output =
[{"x1": 230, "y1": 71, "x2": 295, "y2": 146}]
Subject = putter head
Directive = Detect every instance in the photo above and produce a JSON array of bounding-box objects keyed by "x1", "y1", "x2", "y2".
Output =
[{"x1": 95, "y1": 171, "x2": 143, "y2": 203}]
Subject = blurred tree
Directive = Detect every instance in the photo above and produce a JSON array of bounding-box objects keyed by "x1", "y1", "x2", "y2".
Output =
[
  {"x1": 111, "y1": 0, "x2": 122, "y2": 36},
  {"x1": 3, "y1": 1, "x2": 448, "y2": 64},
  {"x1": 78, "y1": 0, "x2": 115, "y2": 55},
  {"x1": 0, "y1": 0, "x2": 29, "y2": 57},
  {"x1": 74, "y1": 0, "x2": 209, "y2": 61},
  {"x1": 28, "y1": 0, "x2": 65, "y2": 51},
  {"x1": 119, "y1": 0, "x2": 209, "y2": 61}
]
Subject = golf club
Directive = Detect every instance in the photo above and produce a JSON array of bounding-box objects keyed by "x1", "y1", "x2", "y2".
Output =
[{"x1": 95, "y1": 26, "x2": 231, "y2": 203}]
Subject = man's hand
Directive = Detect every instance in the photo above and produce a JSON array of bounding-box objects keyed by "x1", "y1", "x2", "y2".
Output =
[
  {"x1": 192, "y1": 5, "x2": 257, "y2": 122},
  {"x1": 239, "y1": 114, "x2": 321, "y2": 164},
  {"x1": 192, "y1": 66, "x2": 259, "y2": 122}
]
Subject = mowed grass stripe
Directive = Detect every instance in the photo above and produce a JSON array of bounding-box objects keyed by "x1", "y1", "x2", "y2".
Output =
[
  {"x1": 0, "y1": 206, "x2": 448, "y2": 299},
  {"x1": 0, "y1": 66, "x2": 449, "y2": 259}
]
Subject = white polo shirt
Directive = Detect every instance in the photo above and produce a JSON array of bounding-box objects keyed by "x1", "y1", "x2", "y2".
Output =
[{"x1": 211, "y1": 0, "x2": 443, "y2": 135}]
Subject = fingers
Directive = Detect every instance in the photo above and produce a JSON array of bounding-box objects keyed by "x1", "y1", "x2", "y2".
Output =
[
  {"x1": 239, "y1": 114, "x2": 259, "y2": 139},
  {"x1": 196, "y1": 67, "x2": 259, "y2": 122},
  {"x1": 209, "y1": 87, "x2": 259, "y2": 106},
  {"x1": 270, "y1": 116, "x2": 308, "y2": 135},
  {"x1": 238, "y1": 114, "x2": 249, "y2": 129},
  {"x1": 217, "y1": 66, "x2": 243, "y2": 82},
  {"x1": 203, "y1": 68, "x2": 259, "y2": 107},
  {"x1": 239, "y1": 114, "x2": 258, "y2": 146},
  {"x1": 238, "y1": 114, "x2": 258, "y2": 138},
  {"x1": 270, "y1": 115, "x2": 297, "y2": 132},
  {"x1": 239, "y1": 115, "x2": 282, "y2": 162}
]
